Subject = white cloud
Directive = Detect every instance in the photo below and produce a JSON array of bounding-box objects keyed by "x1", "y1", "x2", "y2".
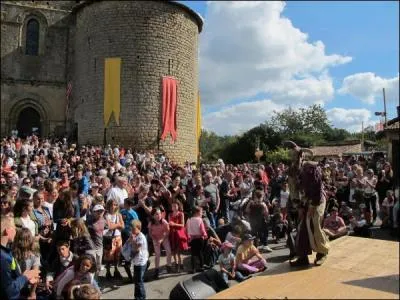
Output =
[
  {"x1": 326, "y1": 108, "x2": 375, "y2": 132},
  {"x1": 203, "y1": 99, "x2": 286, "y2": 135},
  {"x1": 205, "y1": 104, "x2": 376, "y2": 136},
  {"x1": 338, "y1": 72, "x2": 399, "y2": 105},
  {"x1": 200, "y1": 1, "x2": 351, "y2": 106}
]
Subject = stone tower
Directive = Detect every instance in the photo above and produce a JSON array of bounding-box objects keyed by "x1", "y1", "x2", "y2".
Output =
[
  {"x1": 71, "y1": 0, "x2": 203, "y2": 164},
  {"x1": 0, "y1": 0, "x2": 202, "y2": 164}
]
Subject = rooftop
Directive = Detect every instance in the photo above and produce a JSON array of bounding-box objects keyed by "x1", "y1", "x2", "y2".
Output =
[
  {"x1": 311, "y1": 143, "x2": 362, "y2": 157},
  {"x1": 72, "y1": 0, "x2": 203, "y2": 33}
]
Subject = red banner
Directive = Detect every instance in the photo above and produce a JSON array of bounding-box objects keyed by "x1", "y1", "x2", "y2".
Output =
[{"x1": 161, "y1": 76, "x2": 178, "y2": 143}]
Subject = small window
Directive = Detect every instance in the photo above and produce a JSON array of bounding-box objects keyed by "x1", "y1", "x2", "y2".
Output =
[{"x1": 25, "y1": 19, "x2": 40, "y2": 55}]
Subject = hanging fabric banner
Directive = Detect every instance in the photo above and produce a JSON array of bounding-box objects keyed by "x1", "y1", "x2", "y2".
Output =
[
  {"x1": 160, "y1": 76, "x2": 178, "y2": 143},
  {"x1": 104, "y1": 57, "x2": 121, "y2": 127},
  {"x1": 196, "y1": 91, "x2": 202, "y2": 156}
]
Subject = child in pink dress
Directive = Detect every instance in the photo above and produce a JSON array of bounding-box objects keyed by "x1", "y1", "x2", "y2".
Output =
[
  {"x1": 168, "y1": 200, "x2": 188, "y2": 272},
  {"x1": 148, "y1": 207, "x2": 172, "y2": 279}
]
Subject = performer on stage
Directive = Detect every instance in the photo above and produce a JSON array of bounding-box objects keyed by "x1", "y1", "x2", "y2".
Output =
[{"x1": 284, "y1": 141, "x2": 330, "y2": 267}]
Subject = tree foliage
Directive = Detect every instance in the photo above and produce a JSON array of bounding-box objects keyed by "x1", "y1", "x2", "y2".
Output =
[{"x1": 199, "y1": 105, "x2": 387, "y2": 164}]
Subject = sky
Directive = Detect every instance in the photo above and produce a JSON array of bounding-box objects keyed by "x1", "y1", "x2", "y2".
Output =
[{"x1": 177, "y1": 0, "x2": 399, "y2": 136}]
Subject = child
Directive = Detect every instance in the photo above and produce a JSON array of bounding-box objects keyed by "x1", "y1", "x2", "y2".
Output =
[
  {"x1": 236, "y1": 234, "x2": 267, "y2": 274},
  {"x1": 380, "y1": 190, "x2": 395, "y2": 228},
  {"x1": 86, "y1": 204, "x2": 107, "y2": 277},
  {"x1": 168, "y1": 200, "x2": 188, "y2": 272},
  {"x1": 103, "y1": 198, "x2": 124, "y2": 279},
  {"x1": 224, "y1": 225, "x2": 242, "y2": 255},
  {"x1": 339, "y1": 201, "x2": 353, "y2": 225},
  {"x1": 127, "y1": 219, "x2": 149, "y2": 300},
  {"x1": 70, "y1": 218, "x2": 96, "y2": 257},
  {"x1": 218, "y1": 241, "x2": 245, "y2": 284},
  {"x1": 46, "y1": 241, "x2": 78, "y2": 294},
  {"x1": 246, "y1": 190, "x2": 271, "y2": 252},
  {"x1": 120, "y1": 198, "x2": 139, "y2": 243},
  {"x1": 12, "y1": 228, "x2": 41, "y2": 299},
  {"x1": 186, "y1": 206, "x2": 208, "y2": 273},
  {"x1": 120, "y1": 198, "x2": 139, "y2": 281},
  {"x1": 271, "y1": 212, "x2": 288, "y2": 243},
  {"x1": 323, "y1": 207, "x2": 348, "y2": 240},
  {"x1": 70, "y1": 283, "x2": 101, "y2": 300},
  {"x1": 148, "y1": 207, "x2": 172, "y2": 279},
  {"x1": 279, "y1": 181, "x2": 290, "y2": 221},
  {"x1": 53, "y1": 254, "x2": 100, "y2": 299},
  {"x1": 349, "y1": 204, "x2": 372, "y2": 238}
]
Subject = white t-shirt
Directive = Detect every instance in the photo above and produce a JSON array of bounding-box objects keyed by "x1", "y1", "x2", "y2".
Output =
[
  {"x1": 280, "y1": 190, "x2": 290, "y2": 208},
  {"x1": 21, "y1": 215, "x2": 36, "y2": 237},
  {"x1": 382, "y1": 198, "x2": 394, "y2": 208},
  {"x1": 132, "y1": 232, "x2": 149, "y2": 266},
  {"x1": 104, "y1": 214, "x2": 121, "y2": 237},
  {"x1": 107, "y1": 187, "x2": 128, "y2": 207}
]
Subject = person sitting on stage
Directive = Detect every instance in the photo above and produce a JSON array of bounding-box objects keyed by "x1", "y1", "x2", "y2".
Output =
[
  {"x1": 236, "y1": 234, "x2": 267, "y2": 274},
  {"x1": 323, "y1": 207, "x2": 347, "y2": 240},
  {"x1": 218, "y1": 241, "x2": 245, "y2": 284},
  {"x1": 349, "y1": 204, "x2": 372, "y2": 238},
  {"x1": 338, "y1": 201, "x2": 352, "y2": 225},
  {"x1": 379, "y1": 190, "x2": 395, "y2": 228}
]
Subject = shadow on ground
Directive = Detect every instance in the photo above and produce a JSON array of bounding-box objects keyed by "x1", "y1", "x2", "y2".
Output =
[{"x1": 343, "y1": 274, "x2": 400, "y2": 295}]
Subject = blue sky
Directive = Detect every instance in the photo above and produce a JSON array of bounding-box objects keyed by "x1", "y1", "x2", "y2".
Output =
[{"x1": 178, "y1": 1, "x2": 399, "y2": 135}]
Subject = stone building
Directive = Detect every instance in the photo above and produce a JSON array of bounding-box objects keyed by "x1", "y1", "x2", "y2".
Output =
[{"x1": 1, "y1": 0, "x2": 203, "y2": 163}]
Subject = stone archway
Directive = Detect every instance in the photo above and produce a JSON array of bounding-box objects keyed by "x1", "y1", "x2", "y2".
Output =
[
  {"x1": 16, "y1": 107, "x2": 41, "y2": 137},
  {"x1": 8, "y1": 99, "x2": 49, "y2": 137}
]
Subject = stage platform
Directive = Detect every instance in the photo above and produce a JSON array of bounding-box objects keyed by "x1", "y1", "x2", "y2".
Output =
[{"x1": 209, "y1": 236, "x2": 399, "y2": 299}]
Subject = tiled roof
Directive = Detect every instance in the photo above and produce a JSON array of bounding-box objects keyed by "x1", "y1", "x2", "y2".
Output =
[
  {"x1": 311, "y1": 143, "x2": 362, "y2": 157},
  {"x1": 384, "y1": 120, "x2": 399, "y2": 131}
]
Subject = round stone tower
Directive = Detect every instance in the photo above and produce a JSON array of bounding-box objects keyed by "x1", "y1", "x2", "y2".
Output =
[{"x1": 71, "y1": 0, "x2": 202, "y2": 164}]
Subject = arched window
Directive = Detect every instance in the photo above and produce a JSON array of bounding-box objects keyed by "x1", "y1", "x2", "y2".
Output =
[{"x1": 25, "y1": 19, "x2": 40, "y2": 55}]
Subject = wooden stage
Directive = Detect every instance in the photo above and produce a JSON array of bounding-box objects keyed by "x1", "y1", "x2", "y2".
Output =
[{"x1": 210, "y1": 236, "x2": 399, "y2": 299}]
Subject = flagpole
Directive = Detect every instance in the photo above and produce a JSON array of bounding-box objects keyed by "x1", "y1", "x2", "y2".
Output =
[
  {"x1": 383, "y1": 88, "x2": 387, "y2": 126},
  {"x1": 361, "y1": 121, "x2": 364, "y2": 151}
]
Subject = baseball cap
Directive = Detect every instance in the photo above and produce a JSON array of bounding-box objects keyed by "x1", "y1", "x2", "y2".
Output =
[{"x1": 243, "y1": 233, "x2": 255, "y2": 241}]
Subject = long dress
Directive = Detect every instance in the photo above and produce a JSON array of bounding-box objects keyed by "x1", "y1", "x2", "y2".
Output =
[{"x1": 168, "y1": 211, "x2": 188, "y2": 252}]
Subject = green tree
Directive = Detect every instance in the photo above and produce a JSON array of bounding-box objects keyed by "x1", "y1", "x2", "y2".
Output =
[
  {"x1": 323, "y1": 127, "x2": 351, "y2": 142},
  {"x1": 268, "y1": 104, "x2": 331, "y2": 136},
  {"x1": 264, "y1": 147, "x2": 290, "y2": 164}
]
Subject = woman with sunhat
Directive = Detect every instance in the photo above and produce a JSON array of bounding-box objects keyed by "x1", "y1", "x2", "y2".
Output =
[{"x1": 236, "y1": 233, "x2": 267, "y2": 274}]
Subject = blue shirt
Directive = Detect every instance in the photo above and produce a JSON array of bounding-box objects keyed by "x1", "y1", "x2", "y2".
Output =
[
  {"x1": 1, "y1": 245, "x2": 28, "y2": 300},
  {"x1": 33, "y1": 206, "x2": 52, "y2": 227},
  {"x1": 120, "y1": 208, "x2": 139, "y2": 235}
]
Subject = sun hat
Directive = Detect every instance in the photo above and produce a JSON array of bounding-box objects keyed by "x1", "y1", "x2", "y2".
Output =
[
  {"x1": 243, "y1": 233, "x2": 255, "y2": 241},
  {"x1": 93, "y1": 204, "x2": 105, "y2": 212},
  {"x1": 220, "y1": 241, "x2": 234, "y2": 251}
]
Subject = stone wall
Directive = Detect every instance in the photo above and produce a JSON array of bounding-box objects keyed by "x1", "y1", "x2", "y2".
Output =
[
  {"x1": 73, "y1": 1, "x2": 201, "y2": 164},
  {"x1": 0, "y1": 1, "x2": 72, "y2": 136}
]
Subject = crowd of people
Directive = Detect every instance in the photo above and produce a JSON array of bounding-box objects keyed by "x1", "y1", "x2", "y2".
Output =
[{"x1": 1, "y1": 135, "x2": 398, "y2": 300}]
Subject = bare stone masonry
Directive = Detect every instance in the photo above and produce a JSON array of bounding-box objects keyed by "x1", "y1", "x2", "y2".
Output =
[{"x1": 1, "y1": 0, "x2": 202, "y2": 164}]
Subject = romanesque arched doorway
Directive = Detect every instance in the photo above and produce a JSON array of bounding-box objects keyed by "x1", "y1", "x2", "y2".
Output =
[{"x1": 16, "y1": 107, "x2": 42, "y2": 137}]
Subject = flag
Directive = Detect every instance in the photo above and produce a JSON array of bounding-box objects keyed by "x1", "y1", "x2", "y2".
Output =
[
  {"x1": 196, "y1": 92, "x2": 202, "y2": 157},
  {"x1": 66, "y1": 81, "x2": 72, "y2": 118},
  {"x1": 375, "y1": 122, "x2": 384, "y2": 132},
  {"x1": 160, "y1": 76, "x2": 178, "y2": 142},
  {"x1": 104, "y1": 58, "x2": 121, "y2": 127}
]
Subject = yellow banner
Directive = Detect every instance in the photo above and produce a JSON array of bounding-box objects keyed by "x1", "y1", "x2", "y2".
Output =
[
  {"x1": 196, "y1": 91, "x2": 202, "y2": 157},
  {"x1": 104, "y1": 57, "x2": 121, "y2": 127}
]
